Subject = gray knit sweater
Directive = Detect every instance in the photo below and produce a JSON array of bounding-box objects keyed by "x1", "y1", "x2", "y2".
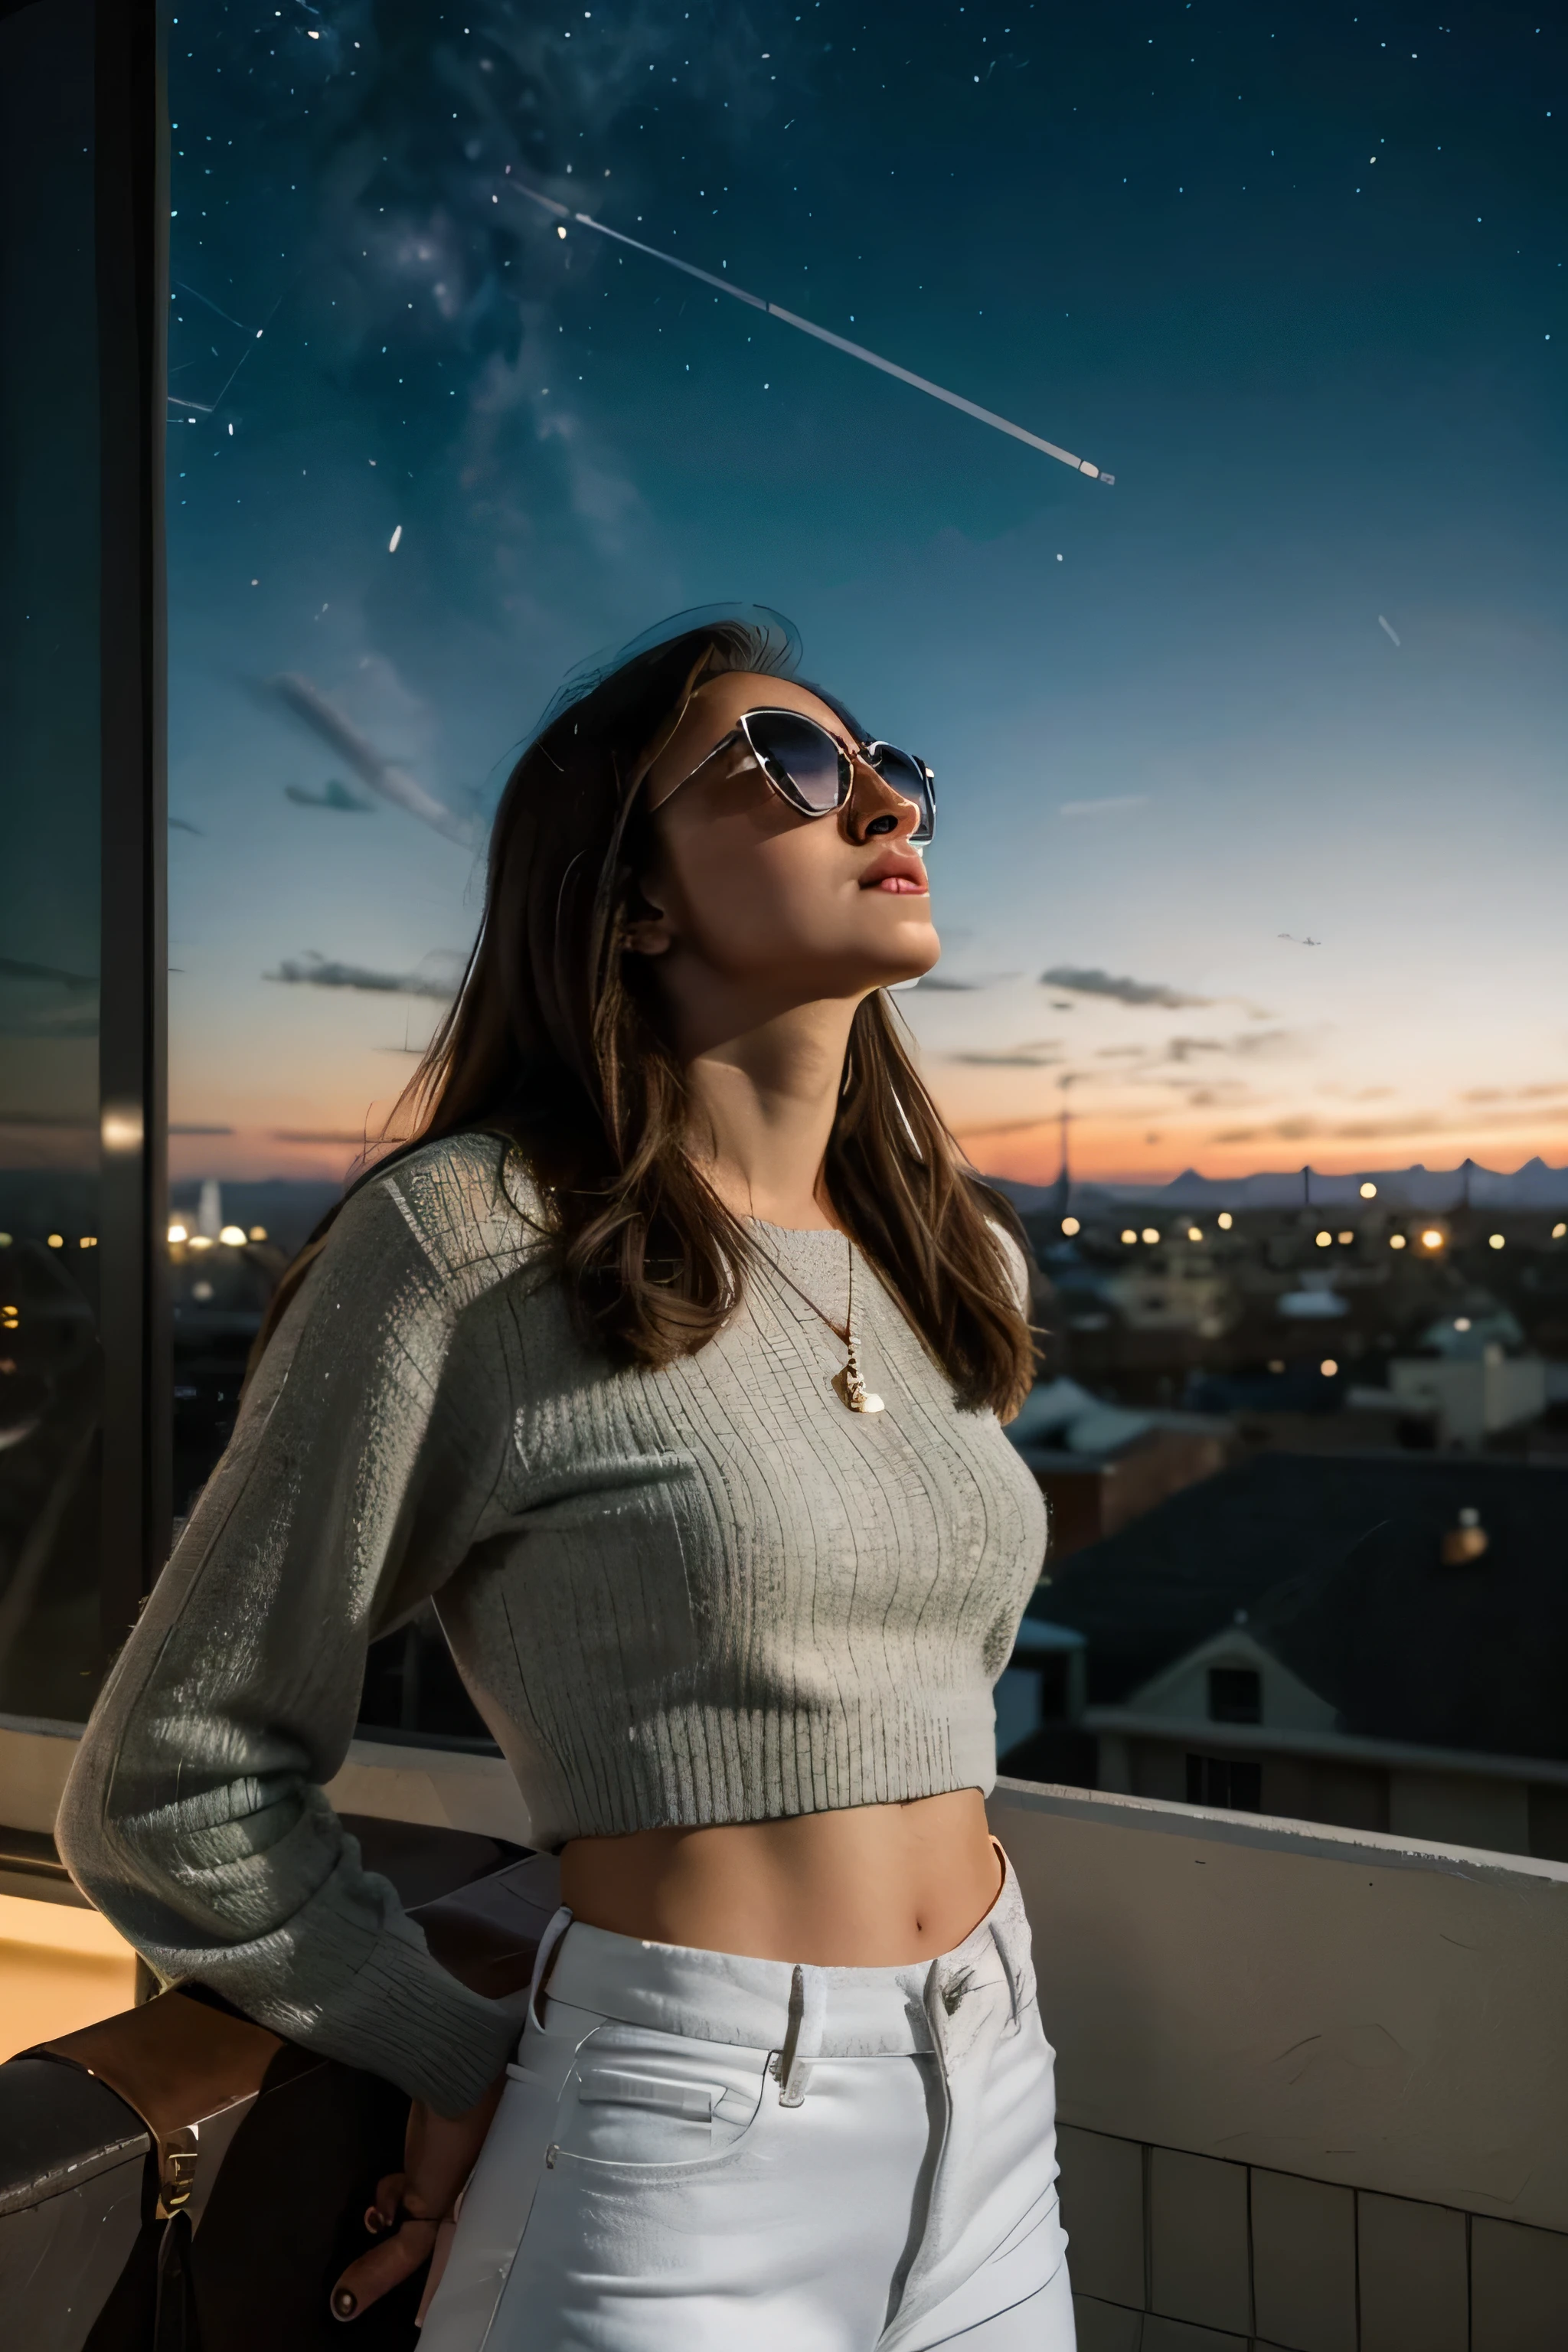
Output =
[{"x1": 58, "y1": 1133, "x2": 1047, "y2": 2114}]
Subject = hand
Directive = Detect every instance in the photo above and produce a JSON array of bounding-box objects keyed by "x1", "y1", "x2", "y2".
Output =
[{"x1": 329, "y1": 2076, "x2": 505, "y2": 2322}]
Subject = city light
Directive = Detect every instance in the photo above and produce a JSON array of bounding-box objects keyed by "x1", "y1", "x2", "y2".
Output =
[
  {"x1": 1187, "y1": 1226, "x2": 1202, "y2": 1242},
  {"x1": 249, "y1": 1225, "x2": 269, "y2": 1242},
  {"x1": 1141, "y1": 1228, "x2": 1160, "y2": 1245},
  {"x1": 188, "y1": 1234, "x2": 212, "y2": 1250},
  {"x1": 46, "y1": 1233, "x2": 63, "y2": 1248},
  {"x1": 1488, "y1": 1233, "x2": 1505, "y2": 1250},
  {"x1": 1359, "y1": 1181, "x2": 1377, "y2": 1199},
  {"x1": 100, "y1": 1105, "x2": 143, "y2": 1155},
  {"x1": 1420, "y1": 1229, "x2": 1444, "y2": 1250},
  {"x1": 1120, "y1": 1228, "x2": 1137, "y2": 1245},
  {"x1": 1268, "y1": 1359, "x2": 1285, "y2": 1374},
  {"x1": 1338, "y1": 1231, "x2": 1353, "y2": 1244},
  {"x1": 1390, "y1": 1233, "x2": 1407, "y2": 1249},
  {"x1": 1315, "y1": 1231, "x2": 1332, "y2": 1247},
  {"x1": 1217, "y1": 1212, "x2": 1233, "y2": 1231},
  {"x1": 168, "y1": 1223, "x2": 188, "y2": 1244},
  {"x1": 220, "y1": 1224, "x2": 248, "y2": 1246},
  {"x1": 0, "y1": 1234, "x2": 11, "y2": 1250},
  {"x1": 1061, "y1": 1216, "x2": 1081, "y2": 1236},
  {"x1": 1320, "y1": 1359, "x2": 1339, "y2": 1377},
  {"x1": 1556, "y1": 1223, "x2": 1567, "y2": 1241},
  {"x1": 1455, "y1": 1318, "x2": 1472, "y2": 1332},
  {"x1": 79, "y1": 1236, "x2": 97, "y2": 1249}
]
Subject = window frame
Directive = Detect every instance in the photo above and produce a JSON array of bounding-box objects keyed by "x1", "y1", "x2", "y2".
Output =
[{"x1": 93, "y1": 0, "x2": 171, "y2": 1659}]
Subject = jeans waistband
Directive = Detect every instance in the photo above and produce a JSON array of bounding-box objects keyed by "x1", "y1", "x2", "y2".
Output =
[{"x1": 537, "y1": 1849, "x2": 1032, "y2": 2061}]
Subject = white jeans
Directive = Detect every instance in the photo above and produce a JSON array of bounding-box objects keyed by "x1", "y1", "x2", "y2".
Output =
[{"x1": 419, "y1": 1854, "x2": 1073, "y2": 2350}]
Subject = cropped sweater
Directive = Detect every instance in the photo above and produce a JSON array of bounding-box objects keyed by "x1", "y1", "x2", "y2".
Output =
[{"x1": 57, "y1": 1133, "x2": 1048, "y2": 2115}]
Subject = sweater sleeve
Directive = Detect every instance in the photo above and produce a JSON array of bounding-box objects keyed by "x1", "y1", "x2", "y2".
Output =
[{"x1": 57, "y1": 1156, "x2": 527, "y2": 2115}]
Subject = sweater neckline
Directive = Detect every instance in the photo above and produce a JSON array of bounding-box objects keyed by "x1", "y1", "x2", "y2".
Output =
[{"x1": 749, "y1": 1217, "x2": 851, "y2": 1244}]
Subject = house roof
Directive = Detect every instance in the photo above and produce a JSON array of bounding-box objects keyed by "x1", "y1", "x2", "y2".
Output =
[{"x1": 1029, "y1": 1450, "x2": 1568, "y2": 1761}]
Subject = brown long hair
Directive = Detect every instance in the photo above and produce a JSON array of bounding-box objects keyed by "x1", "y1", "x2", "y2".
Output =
[{"x1": 259, "y1": 610, "x2": 1034, "y2": 1416}]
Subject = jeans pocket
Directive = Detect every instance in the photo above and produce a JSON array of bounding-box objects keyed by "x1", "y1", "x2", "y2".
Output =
[{"x1": 550, "y1": 2021, "x2": 773, "y2": 2173}]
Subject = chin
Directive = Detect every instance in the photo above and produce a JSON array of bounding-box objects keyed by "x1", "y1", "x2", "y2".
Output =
[{"x1": 876, "y1": 917, "x2": 942, "y2": 991}]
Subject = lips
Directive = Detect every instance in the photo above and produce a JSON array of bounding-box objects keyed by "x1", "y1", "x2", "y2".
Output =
[{"x1": 859, "y1": 850, "x2": 929, "y2": 895}]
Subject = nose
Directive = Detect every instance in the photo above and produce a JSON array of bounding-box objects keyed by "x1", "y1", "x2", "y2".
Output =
[{"x1": 844, "y1": 753, "x2": 920, "y2": 846}]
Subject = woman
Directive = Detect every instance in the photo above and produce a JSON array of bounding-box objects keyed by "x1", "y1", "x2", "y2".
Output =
[{"x1": 60, "y1": 607, "x2": 1071, "y2": 2349}]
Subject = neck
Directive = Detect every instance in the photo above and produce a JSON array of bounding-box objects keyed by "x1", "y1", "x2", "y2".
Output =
[{"x1": 681, "y1": 996, "x2": 861, "y2": 1230}]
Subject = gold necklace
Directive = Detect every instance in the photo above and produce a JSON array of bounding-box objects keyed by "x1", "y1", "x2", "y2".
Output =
[{"x1": 756, "y1": 1232, "x2": 885, "y2": 1415}]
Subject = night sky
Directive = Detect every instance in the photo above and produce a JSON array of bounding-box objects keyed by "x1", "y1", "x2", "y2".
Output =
[{"x1": 162, "y1": 1, "x2": 1566, "y2": 1187}]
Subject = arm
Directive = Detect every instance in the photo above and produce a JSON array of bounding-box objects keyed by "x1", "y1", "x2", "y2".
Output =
[{"x1": 57, "y1": 1158, "x2": 526, "y2": 2116}]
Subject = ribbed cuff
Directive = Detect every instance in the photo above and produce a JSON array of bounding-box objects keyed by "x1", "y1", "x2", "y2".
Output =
[{"x1": 162, "y1": 1879, "x2": 523, "y2": 2117}]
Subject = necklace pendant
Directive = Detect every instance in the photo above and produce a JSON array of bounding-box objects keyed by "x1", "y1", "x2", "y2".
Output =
[{"x1": 832, "y1": 1361, "x2": 885, "y2": 1415}]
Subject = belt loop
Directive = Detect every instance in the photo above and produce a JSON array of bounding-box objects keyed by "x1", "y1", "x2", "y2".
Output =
[
  {"x1": 527, "y1": 1903, "x2": 574, "y2": 2031},
  {"x1": 778, "y1": 1963, "x2": 826, "y2": 2105}
]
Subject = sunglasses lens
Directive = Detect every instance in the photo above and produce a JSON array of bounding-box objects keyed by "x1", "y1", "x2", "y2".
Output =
[
  {"x1": 743, "y1": 711, "x2": 847, "y2": 814},
  {"x1": 868, "y1": 744, "x2": 936, "y2": 843}
]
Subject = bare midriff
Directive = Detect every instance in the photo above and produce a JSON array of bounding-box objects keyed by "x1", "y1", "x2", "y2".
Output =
[{"x1": 559, "y1": 1787, "x2": 1003, "y2": 1967}]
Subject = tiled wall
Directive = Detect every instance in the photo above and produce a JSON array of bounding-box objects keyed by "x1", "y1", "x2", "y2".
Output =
[{"x1": 1060, "y1": 2123, "x2": 1568, "y2": 2352}]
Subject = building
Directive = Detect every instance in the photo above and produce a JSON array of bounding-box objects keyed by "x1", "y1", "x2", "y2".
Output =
[
  {"x1": 1006, "y1": 1377, "x2": 1233, "y2": 1560},
  {"x1": 1004, "y1": 1450, "x2": 1568, "y2": 1861}
]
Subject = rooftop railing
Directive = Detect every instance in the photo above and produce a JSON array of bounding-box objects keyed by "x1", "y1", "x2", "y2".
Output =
[{"x1": 2, "y1": 1723, "x2": 1565, "y2": 2348}]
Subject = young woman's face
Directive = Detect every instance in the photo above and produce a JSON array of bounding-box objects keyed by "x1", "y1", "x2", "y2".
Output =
[{"x1": 630, "y1": 672, "x2": 940, "y2": 1018}]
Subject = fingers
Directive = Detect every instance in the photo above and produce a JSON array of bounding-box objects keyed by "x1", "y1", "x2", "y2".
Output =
[
  {"x1": 361, "y1": 2171, "x2": 407, "y2": 2236},
  {"x1": 330, "y1": 2215, "x2": 439, "y2": 2323},
  {"x1": 333, "y1": 2082, "x2": 506, "y2": 2319},
  {"x1": 404, "y1": 2089, "x2": 504, "y2": 2220}
]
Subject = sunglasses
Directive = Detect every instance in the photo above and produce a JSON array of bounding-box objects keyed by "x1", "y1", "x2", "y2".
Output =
[{"x1": 667, "y1": 707, "x2": 936, "y2": 844}]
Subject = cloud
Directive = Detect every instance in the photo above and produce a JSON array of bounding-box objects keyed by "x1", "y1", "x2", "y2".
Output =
[
  {"x1": 0, "y1": 954, "x2": 96, "y2": 991},
  {"x1": 0, "y1": 953, "x2": 100, "y2": 1040},
  {"x1": 1057, "y1": 795, "x2": 1150, "y2": 818},
  {"x1": 270, "y1": 1129, "x2": 374, "y2": 1145},
  {"x1": 949, "y1": 1112, "x2": 1073, "y2": 1142},
  {"x1": 949, "y1": 1040, "x2": 1067, "y2": 1068},
  {"x1": 1209, "y1": 1112, "x2": 1474, "y2": 1145},
  {"x1": 1205, "y1": 1102, "x2": 1568, "y2": 1147},
  {"x1": 267, "y1": 952, "x2": 461, "y2": 999},
  {"x1": 1041, "y1": 965, "x2": 1214, "y2": 1009},
  {"x1": 1459, "y1": 1084, "x2": 1568, "y2": 1104}
]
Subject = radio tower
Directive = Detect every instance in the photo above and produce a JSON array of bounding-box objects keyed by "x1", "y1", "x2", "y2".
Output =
[{"x1": 1048, "y1": 1096, "x2": 1073, "y2": 1226}]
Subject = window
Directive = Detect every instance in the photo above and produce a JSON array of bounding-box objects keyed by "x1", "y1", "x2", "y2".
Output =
[
  {"x1": 1208, "y1": 1668, "x2": 1262, "y2": 1726},
  {"x1": 1, "y1": 0, "x2": 164, "y2": 1720},
  {"x1": 1187, "y1": 1756, "x2": 1263, "y2": 1814}
]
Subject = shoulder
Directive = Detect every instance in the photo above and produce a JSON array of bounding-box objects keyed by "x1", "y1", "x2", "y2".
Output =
[{"x1": 332, "y1": 1131, "x2": 553, "y2": 1308}]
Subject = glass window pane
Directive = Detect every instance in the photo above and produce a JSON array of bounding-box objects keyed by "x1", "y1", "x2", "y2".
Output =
[{"x1": 0, "y1": 0, "x2": 105, "y2": 1722}]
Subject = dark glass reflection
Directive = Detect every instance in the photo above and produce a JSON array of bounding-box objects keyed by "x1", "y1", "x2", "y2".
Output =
[{"x1": 0, "y1": 0, "x2": 106, "y2": 1722}]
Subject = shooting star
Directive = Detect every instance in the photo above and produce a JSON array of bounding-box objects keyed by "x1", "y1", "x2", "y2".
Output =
[
  {"x1": 510, "y1": 180, "x2": 1113, "y2": 485},
  {"x1": 1378, "y1": 614, "x2": 1401, "y2": 645},
  {"x1": 269, "y1": 674, "x2": 480, "y2": 848}
]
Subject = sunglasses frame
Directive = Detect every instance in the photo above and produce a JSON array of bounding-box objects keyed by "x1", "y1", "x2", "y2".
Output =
[{"x1": 665, "y1": 707, "x2": 937, "y2": 844}]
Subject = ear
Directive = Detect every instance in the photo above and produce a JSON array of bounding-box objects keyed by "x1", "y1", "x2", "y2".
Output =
[{"x1": 622, "y1": 872, "x2": 675, "y2": 960}]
